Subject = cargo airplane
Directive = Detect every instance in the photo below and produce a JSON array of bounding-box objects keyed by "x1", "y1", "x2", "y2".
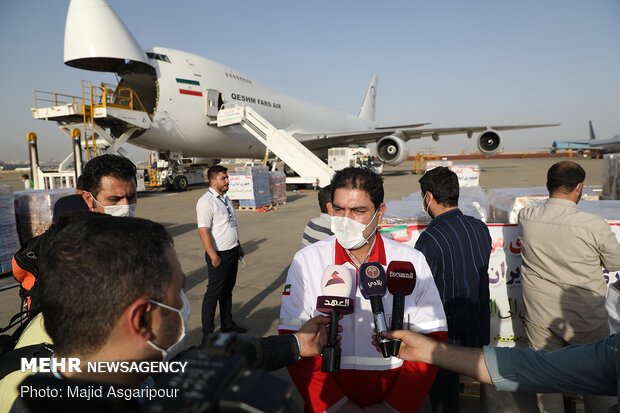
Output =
[
  {"x1": 58, "y1": 0, "x2": 558, "y2": 170},
  {"x1": 588, "y1": 121, "x2": 620, "y2": 154}
]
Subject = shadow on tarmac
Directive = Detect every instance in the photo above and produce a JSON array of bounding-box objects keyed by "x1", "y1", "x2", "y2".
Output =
[
  {"x1": 381, "y1": 170, "x2": 409, "y2": 177},
  {"x1": 243, "y1": 238, "x2": 267, "y2": 255},
  {"x1": 184, "y1": 266, "x2": 208, "y2": 293},
  {"x1": 161, "y1": 222, "x2": 197, "y2": 238},
  {"x1": 236, "y1": 265, "x2": 290, "y2": 337}
]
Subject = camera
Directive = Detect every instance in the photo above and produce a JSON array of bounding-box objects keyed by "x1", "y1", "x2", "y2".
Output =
[{"x1": 20, "y1": 333, "x2": 297, "y2": 413}]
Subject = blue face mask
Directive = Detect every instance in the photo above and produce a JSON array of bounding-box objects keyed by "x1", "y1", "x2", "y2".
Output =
[{"x1": 146, "y1": 291, "x2": 190, "y2": 361}]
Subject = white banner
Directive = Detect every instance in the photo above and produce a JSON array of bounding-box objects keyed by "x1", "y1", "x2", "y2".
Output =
[
  {"x1": 226, "y1": 174, "x2": 254, "y2": 200},
  {"x1": 379, "y1": 221, "x2": 620, "y2": 347}
]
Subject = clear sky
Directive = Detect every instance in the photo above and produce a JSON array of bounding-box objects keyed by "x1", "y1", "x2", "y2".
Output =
[{"x1": 1, "y1": 0, "x2": 619, "y2": 163}]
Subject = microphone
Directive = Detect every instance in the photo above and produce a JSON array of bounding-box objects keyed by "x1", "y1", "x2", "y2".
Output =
[
  {"x1": 316, "y1": 265, "x2": 355, "y2": 372},
  {"x1": 386, "y1": 261, "x2": 416, "y2": 356},
  {"x1": 359, "y1": 262, "x2": 390, "y2": 358}
]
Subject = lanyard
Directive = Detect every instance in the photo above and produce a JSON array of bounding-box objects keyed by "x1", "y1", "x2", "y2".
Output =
[{"x1": 216, "y1": 195, "x2": 233, "y2": 220}]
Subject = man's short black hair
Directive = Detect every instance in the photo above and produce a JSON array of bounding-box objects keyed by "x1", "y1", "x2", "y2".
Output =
[
  {"x1": 546, "y1": 161, "x2": 586, "y2": 194},
  {"x1": 331, "y1": 167, "x2": 383, "y2": 210},
  {"x1": 418, "y1": 167, "x2": 459, "y2": 207},
  {"x1": 80, "y1": 154, "x2": 136, "y2": 197},
  {"x1": 208, "y1": 165, "x2": 228, "y2": 182},
  {"x1": 318, "y1": 185, "x2": 332, "y2": 214},
  {"x1": 21, "y1": 174, "x2": 29, "y2": 180},
  {"x1": 39, "y1": 213, "x2": 174, "y2": 357}
]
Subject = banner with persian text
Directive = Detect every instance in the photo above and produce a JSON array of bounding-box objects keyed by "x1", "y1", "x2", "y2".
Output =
[{"x1": 379, "y1": 221, "x2": 620, "y2": 347}]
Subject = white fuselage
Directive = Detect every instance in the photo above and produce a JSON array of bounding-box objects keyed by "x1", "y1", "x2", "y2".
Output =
[{"x1": 129, "y1": 47, "x2": 375, "y2": 158}]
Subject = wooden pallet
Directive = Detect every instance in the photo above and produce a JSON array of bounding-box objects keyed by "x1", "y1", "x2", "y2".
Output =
[{"x1": 237, "y1": 204, "x2": 273, "y2": 211}]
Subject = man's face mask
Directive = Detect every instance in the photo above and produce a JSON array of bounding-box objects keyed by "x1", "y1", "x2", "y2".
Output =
[
  {"x1": 331, "y1": 210, "x2": 378, "y2": 250},
  {"x1": 89, "y1": 192, "x2": 136, "y2": 217},
  {"x1": 422, "y1": 193, "x2": 433, "y2": 219},
  {"x1": 147, "y1": 290, "x2": 190, "y2": 361}
]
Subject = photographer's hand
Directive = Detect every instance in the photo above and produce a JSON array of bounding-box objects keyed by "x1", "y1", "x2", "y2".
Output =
[{"x1": 295, "y1": 315, "x2": 343, "y2": 357}]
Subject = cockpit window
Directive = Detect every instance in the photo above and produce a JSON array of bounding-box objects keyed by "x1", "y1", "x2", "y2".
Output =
[{"x1": 146, "y1": 52, "x2": 170, "y2": 63}]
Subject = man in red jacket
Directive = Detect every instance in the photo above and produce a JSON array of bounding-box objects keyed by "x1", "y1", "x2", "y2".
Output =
[{"x1": 279, "y1": 167, "x2": 448, "y2": 412}]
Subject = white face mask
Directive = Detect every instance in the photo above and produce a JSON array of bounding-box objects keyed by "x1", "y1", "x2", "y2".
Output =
[
  {"x1": 422, "y1": 193, "x2": 433, "y2": 219},
  {"x1": 147, "y1": 290, "x2": 190, "y2": 361},
  {"x1": 90, "y1": 193, "x2": 136, "y2": 217},
  {"x1": 331, "y1": 210, "x2": 378, "y2": 250}
]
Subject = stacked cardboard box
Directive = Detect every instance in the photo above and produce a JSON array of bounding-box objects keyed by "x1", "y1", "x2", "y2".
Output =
[
  {"x1": 0, "y1": 186, "x2": 20, "y2": 272},
  {"x1": 13, "y1": 188, "x2": 75, "y2": 244},
  {"x1": 228, "y1": 166, "x2": 271, "y2": 208},
  {"x1": 269, "y1": 171, "x2": 287, "y2": 204}
]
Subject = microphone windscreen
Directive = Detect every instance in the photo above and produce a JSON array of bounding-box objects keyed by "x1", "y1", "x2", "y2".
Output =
[
  {"x1": 386, "y1": 261, "x2": 416, "y2": 295},
  {"x1": 320, "y1": 265, "x2": 354, "y2": 297},
  {"x1": 359, "y1": 262, "x2": 387, "y2": 299},
  {"x1": 316, "y1": 295, "x2": 355, "y2": 314}
]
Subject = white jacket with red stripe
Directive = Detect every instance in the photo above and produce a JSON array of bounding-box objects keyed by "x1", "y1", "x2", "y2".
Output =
[{"x1": 279, "y1": 234, "x2": 448, "y2": 413}]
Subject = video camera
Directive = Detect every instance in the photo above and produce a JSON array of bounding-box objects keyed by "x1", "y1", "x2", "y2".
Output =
[{"x1": 20, "y1": 333, "x2": 297, "y2": 413}]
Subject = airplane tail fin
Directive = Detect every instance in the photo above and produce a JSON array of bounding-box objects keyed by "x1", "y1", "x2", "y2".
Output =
[
  {"x1": 358, "y1": 74, "x2": 377, "y2": 122},
  {"x1": 589, "y1": 120, "x2": 596, "y2": 140}
]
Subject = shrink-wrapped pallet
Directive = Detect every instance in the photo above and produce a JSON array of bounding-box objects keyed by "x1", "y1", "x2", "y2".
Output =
[
  {"x1": 384, "y1": 187, "x2": 489, "y2": 225},
  {"x1": 228, "y1": 166, "x2": 271, "y2": 208},
  {"x1": 602, "y1": 154, "x2": 620, "y2": 200},
  {"x1": 0, "y1": 186, "x2": 20, "y2": 272},
  {"x1": 268, "y1": 170, "x2": 287, "y2": 204},
  {"x1": 578, "y1": 200, "x2": 620, "y2": 220},
  {"x1": 487, "y1": 186, "x2": 599, "y2": 223},
  {"x1": 13, "y1": 188, "x2": 75, "y2": 244},
  {"x1": 425, "y1": 164, "x2": 481, "y2": 187}
]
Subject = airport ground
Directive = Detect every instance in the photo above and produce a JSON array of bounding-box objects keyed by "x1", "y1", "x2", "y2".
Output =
[{"x1": 0, "y1": 157, "x2": 602, "y2": 412}]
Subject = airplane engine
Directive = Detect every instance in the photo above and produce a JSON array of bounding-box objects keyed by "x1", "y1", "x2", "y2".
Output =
[
  {"x1": 477, "y1": 129, "x2": 503, "y2": 156},
  {"x1": 377, "y1": 134, "x2": 409, "y2": 166}
]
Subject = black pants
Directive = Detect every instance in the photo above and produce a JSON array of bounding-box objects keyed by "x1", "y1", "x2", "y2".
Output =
[
  {"x1": 201, "y1": 247, "x2": 239, "y2": 335},
  {"x1": 429, "y1": 368, "x2": 460, "y2": 413}
]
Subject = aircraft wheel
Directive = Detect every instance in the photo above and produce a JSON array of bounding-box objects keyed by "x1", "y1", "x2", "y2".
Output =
[
  {"x1": 577, "y1": 150, "x2": 584, "y2": 156},
  {"x1": 550, "y1": 150, "x2": 556, "y2": 155},
  {"x1": 174, "y1": 175, "x2": 188, "y2": 192}
]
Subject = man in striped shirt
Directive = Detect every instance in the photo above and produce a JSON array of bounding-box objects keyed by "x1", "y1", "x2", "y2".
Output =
[
  {"x1": 414, "y1": 167, "x2": 492, "y2": 413},
  {"x1": 301, "y1": 185, "x2": 333, "y2": 247}
]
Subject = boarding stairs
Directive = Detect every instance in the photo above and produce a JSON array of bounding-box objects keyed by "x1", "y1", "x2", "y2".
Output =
[
  {"x1": 31, "y1": 81, "x2": 150, "y2": 161},
  {"x1": 216, "y1": 105, "x2": 334, "y2": 187}
]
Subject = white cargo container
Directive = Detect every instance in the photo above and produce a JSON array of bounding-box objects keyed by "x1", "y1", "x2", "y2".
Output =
[{"x1": 327, "y1": 147, "x2": 383, "y2": 174}]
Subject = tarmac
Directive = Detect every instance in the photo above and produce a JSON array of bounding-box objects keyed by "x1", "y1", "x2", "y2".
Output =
[{"x1": 0, "y1": 157, "x2": 602, "y2": 412}]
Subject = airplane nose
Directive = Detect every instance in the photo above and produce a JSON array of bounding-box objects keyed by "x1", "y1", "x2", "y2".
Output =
[{"x1": 64, "y1": 0, "x2": 151, "y2": 72}]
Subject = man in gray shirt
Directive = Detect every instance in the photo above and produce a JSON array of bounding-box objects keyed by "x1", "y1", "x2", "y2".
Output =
[
  {"x1": 518, "y1": 161, "x2": 620, "y2": 412},
  {"x1": 301, "y1": 185, "x2": 333, "y2": 247}
]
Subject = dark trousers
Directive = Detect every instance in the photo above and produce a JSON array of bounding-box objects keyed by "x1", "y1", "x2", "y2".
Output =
[
  {"x1": 429, "y1": 368, "x2": 460, "y2": 413},
  {"x1": 201, "y1": 247, "x2": 239, "y2": 335}
]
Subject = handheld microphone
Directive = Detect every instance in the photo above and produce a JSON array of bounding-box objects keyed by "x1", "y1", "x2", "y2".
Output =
[
  {"x1": 316, "y1": 265, "x2": 355, "y2": 372},
  {"x1": 386, "y1": 261, "x2": 416, "y2": 356},
  {"x1": 359, "y1": 262, "x2": 390, "y2": 358}
]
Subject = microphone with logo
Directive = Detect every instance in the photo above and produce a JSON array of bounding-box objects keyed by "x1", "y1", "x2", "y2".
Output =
[
  {"x1": 386, "y1": 261, "x2": 416, "y2": 357},
  {"x1": 359, "y1": 262, "x2": 391, "y2": 358},
  {"x1": 316, "y1": 264, "x2": 355, "y2": 373}
]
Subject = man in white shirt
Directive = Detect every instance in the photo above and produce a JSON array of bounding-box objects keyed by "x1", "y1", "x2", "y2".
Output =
[
  {"x1": 197, "y1": 165, "x2": 246, "y2": 338},
  {"x1": 280, "y1": 167, "x2": 447, "y2": 413}
]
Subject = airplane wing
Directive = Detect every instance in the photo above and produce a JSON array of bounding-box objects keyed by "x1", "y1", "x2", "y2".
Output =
[{"x1": 296, "y1": 123, "x2": 559, "y2": 151}]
